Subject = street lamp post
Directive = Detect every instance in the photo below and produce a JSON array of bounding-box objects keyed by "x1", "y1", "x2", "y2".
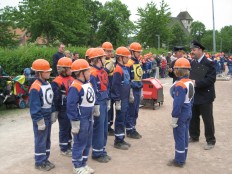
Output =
[
  {"x1": 212, "y1": 0, "x2": 216, "y2": 52},
  {"x1": 156, "y1": 34, "x2": 160, "y2": 49}
]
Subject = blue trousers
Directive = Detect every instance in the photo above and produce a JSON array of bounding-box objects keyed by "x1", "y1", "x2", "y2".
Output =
[
  {"x1": 92, "y1": 100, "x2": 108, "y2": 158},
  {"x1": 58, "y1": 110, "x2": 72, "y2": 152},
  {"x1": 115, "y1": 98, "x2": 129, "y2": 142},
  {"x1": 126, "y1": 88, "x2": 141, "y2": 134},
  {"x1": 72, "y1": 118, "x2": 93, "y2": 168},
  {"x1": 227, "y1": 65, "x2": 232, "y2": 75},
  {"x1": 173, "y1": 118, "x2": 191, "y2": 164},
  {"x1": 33, "y1": 117, "x2": 51, "y2": 165}
]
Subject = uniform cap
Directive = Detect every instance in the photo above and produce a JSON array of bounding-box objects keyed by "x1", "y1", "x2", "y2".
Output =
[
  {"x1": 173, "y1": 46, "x2": 185, "y2": 52},
  {"x1": 190, "y1": 40, "x2": 205, "y2": 50}
]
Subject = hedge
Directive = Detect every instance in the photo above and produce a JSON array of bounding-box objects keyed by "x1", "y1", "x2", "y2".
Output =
[{"x1": 0, "y1": 45, "x2": 168, "y2": 76}]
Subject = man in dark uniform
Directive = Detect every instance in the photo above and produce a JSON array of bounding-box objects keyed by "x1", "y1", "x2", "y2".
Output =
[
  {"x1": 168, "y1": 46, "x2": 185, "y2": 83},
  {"x1": 52, "y1": 43, "x2": 65, "y2": 76},
  {"x1": 189, "y1": 40, "x2": 216, "y2": 150}
]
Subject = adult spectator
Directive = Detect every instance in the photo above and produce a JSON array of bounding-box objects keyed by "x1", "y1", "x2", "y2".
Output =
[
  {"x1": 72, "y1": 52, "x2": 79, "y2": 62},
  {"x1": 168, "y1": 46, "x2": 185, "y2": 83},
  {"x1": 151, "y1": 54, "x2": 158, "y2": 78},
  {"x1": 52, "y1": 43, "x2": 65, "y2": 76},
  {"x1": 189, "y1": 40, "x2": 216, "y2": 150},
  {"x1": 166, "y1": 52, "x2": 172, "y2": 68},
  {"x1": 64, "y1": 50, "x2": 72, "y2": 59}
]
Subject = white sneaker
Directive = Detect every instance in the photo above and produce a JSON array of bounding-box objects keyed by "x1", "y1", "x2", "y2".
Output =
[
  {"x1": 73, "y1": 167, "x2": 90, "y2": 174},
  {"x1": 85, "y1": 165, "x2": 95, "y2": 174},
  {"x1": 60, "y1": 149, "x2": 72, "y2": 157}
]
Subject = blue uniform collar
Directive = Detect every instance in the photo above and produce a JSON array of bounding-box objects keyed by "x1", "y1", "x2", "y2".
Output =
[
  {"x1": 93, "y1": 65, "x2": 103, "y2": 70},
  {"x1": 76, "y1": 78, "x2": 88, "y2": 84},
  {"x1": 37, "y1": 78, "x2": 49, "y2": 85},
  {"x1": 131, "y1": 57, "x2": 139, "y2": 63},
  {"x1": 117, "y1": 62, "x2": 126, "y2": 68}
]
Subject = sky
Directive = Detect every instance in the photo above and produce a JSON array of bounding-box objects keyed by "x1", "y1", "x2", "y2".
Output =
[{"x1": 0, "y1": 0, "x2": 231, "y2": 31}]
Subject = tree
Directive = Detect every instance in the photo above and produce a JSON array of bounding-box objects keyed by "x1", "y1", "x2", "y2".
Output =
[
  {"x1": 82, "y1": 0, "x2": 103, "y2": 47},
  {"x1": 3, "y1": 0, "x2": 90, "y2": 45},
  {"x1": 219, "y1": 25, "x2": 232, "y2": 53},
  {"x1": 0, "y1": 7, "x2": 19, "y2": 47},
  {"x1": 97, "y1": 0, "x2": 135, "y2": 47},
  {"x1": 190, "y1": 21, "x2": 206, "y2": 42},
  {"x1": 136, "y1": 0, "x2": 171, "y2": 48},
  {"x1": 97, "y1": 15, "x2": 120, "y2": 46},
  {"x1": 169, "y1": 23, "x2": 188, "y2": 49}
]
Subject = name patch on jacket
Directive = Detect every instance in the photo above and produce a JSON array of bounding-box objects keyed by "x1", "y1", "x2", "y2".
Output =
[
  {"x1": 41, "y1": 84, "x2": 54, "y2": 108},
  {"x1": 97, "y1": 69, "x2": 108, "y2": 91},
  {"x1": 132, "y1": 64, "x2": 143, "y2": 81},
  {"x1": 80, "y1": 83, "x2": 95, "y2": 107}
]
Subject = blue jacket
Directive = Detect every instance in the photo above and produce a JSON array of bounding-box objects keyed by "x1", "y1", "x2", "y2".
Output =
[
  {"x1": 67, "y1": 79, "x2": 95, "y2": 121},
  {"x1": 90, "y1": 66, "x2": 109, "y2": 104},
  {"x1": 170, "y1": 77, "x2": 194, "y2": 120},
  {"x1": 29, "y1": 78, "x2": 54, "y2": 122},
  {"x1": 111, "y1": 63, "x2": 130, "y2": 101},
  {"x1": 126, "y1": 57, "x2": 143, "y2": 89},
  {"x1": 51, "y1": 75, "x2": 74, "y2": 112}
]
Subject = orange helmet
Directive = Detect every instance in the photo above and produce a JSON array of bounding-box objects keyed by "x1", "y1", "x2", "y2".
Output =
[
  {"x1": 129, "y1": 42, "x2": 142, "y2": 52},
  {"x1": 97, "y1": 48, "x2": 106, "y2": 57},
  {"x1": 57, "y1": 57, "x2": 72, "y2": 67},
  {"x1": 174, "y1": 58, "x2": 191, "y2": 69},
  {"x1": 88, "y1": 48, "x2": 106, "y2": 59},
  {"x1": 31, "y1": 59, "x2": 52, "y2": 72},
  {"x1": 71, "y1": 59, "x2": 90, "y2": 72},
  {"x1": 85, "y1": 48, "x2": 93, "y2": 57},
  {"x1": 115, "y1": 47, "x2": 130, "y2": 57},
  {"x1": 102, "y1": 42, "x2": 113, "y2": 51}
]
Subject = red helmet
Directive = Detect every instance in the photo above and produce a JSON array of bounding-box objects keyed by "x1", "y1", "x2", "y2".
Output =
[
  {"x1": 31, "y1": 59, "x2": 52, "y2": 72},
  {"x1": 129, "y1": 42, "x2": 142, "y2": 52},
  {"x1": 57, "y1": 57, "x2": 72, "y2": 67},
  {"x1": 115, "y1": 47, "x2": 130, "y2": 57},
  {"x1": 71, "y1": 59, "x2": 90, "y2": 72},
  {"x1": 174, "y1": 58, "x2": 191, "y2": 69},
  {"x1": 102, "y1": 42, "x2": 113, "y2": 51}
]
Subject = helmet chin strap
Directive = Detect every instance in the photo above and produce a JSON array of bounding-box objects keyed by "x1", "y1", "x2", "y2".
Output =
[
  {"x1": 100, "y1": 58, "x2": 104, "y2": 67},
  {"x1": 82, "y1": 71, "x2": 87, "y2": 82},
  {"x1": 122, "y1": 56, "x2": 125, "y2": 65}
]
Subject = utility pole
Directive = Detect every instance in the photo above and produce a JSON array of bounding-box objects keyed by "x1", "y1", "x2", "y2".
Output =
[
  {"x1": 212, "y1": 0, "x2": 216, "y2": 52},
  {"x1": 156, "y1": 34, "x2": 160, "y2": 49}
]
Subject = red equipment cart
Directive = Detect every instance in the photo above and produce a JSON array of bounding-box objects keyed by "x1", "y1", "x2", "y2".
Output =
[{"x1": 141, "y1": 77, "x2": 164, "y2": 110}]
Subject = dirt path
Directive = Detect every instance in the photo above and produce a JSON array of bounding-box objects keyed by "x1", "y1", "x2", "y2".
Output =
[{"x1": 0, "y1": 77, "x2": 232, "y2": 174}]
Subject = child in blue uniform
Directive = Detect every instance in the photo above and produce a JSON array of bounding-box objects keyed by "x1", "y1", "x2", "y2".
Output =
[
  {"x1": 67, "y1": 59, "x2": 95, "y2": 174},
  {"x1": 51, "y1": 57, "x2": 74, "y2": 156},
  {"x1": 102, "y1": 41, "x2": 116, "y2": 136},
  {"x1": 29, "y1": 59, "x2": 55, "y2": 171},
  {"x1": 88, "y1": 48, "x2": 111, "y2": 163},
  {"x1": 111, "y1": 46, "x2": 131, "y2": 150},
  {"x1": 168, "y1": 58, "x2": 195, "y2": 167},
  {"x1": 125, "y1": 42, "x2": 143, "y2": 139}
]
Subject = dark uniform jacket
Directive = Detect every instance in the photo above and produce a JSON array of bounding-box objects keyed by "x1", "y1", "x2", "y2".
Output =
[
  {"x1": 168, "y1": 60, "x2": 177, "y2": 83},
  {"x1": 190, "y1": 56, "x2": 216, "y2": 105}
]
